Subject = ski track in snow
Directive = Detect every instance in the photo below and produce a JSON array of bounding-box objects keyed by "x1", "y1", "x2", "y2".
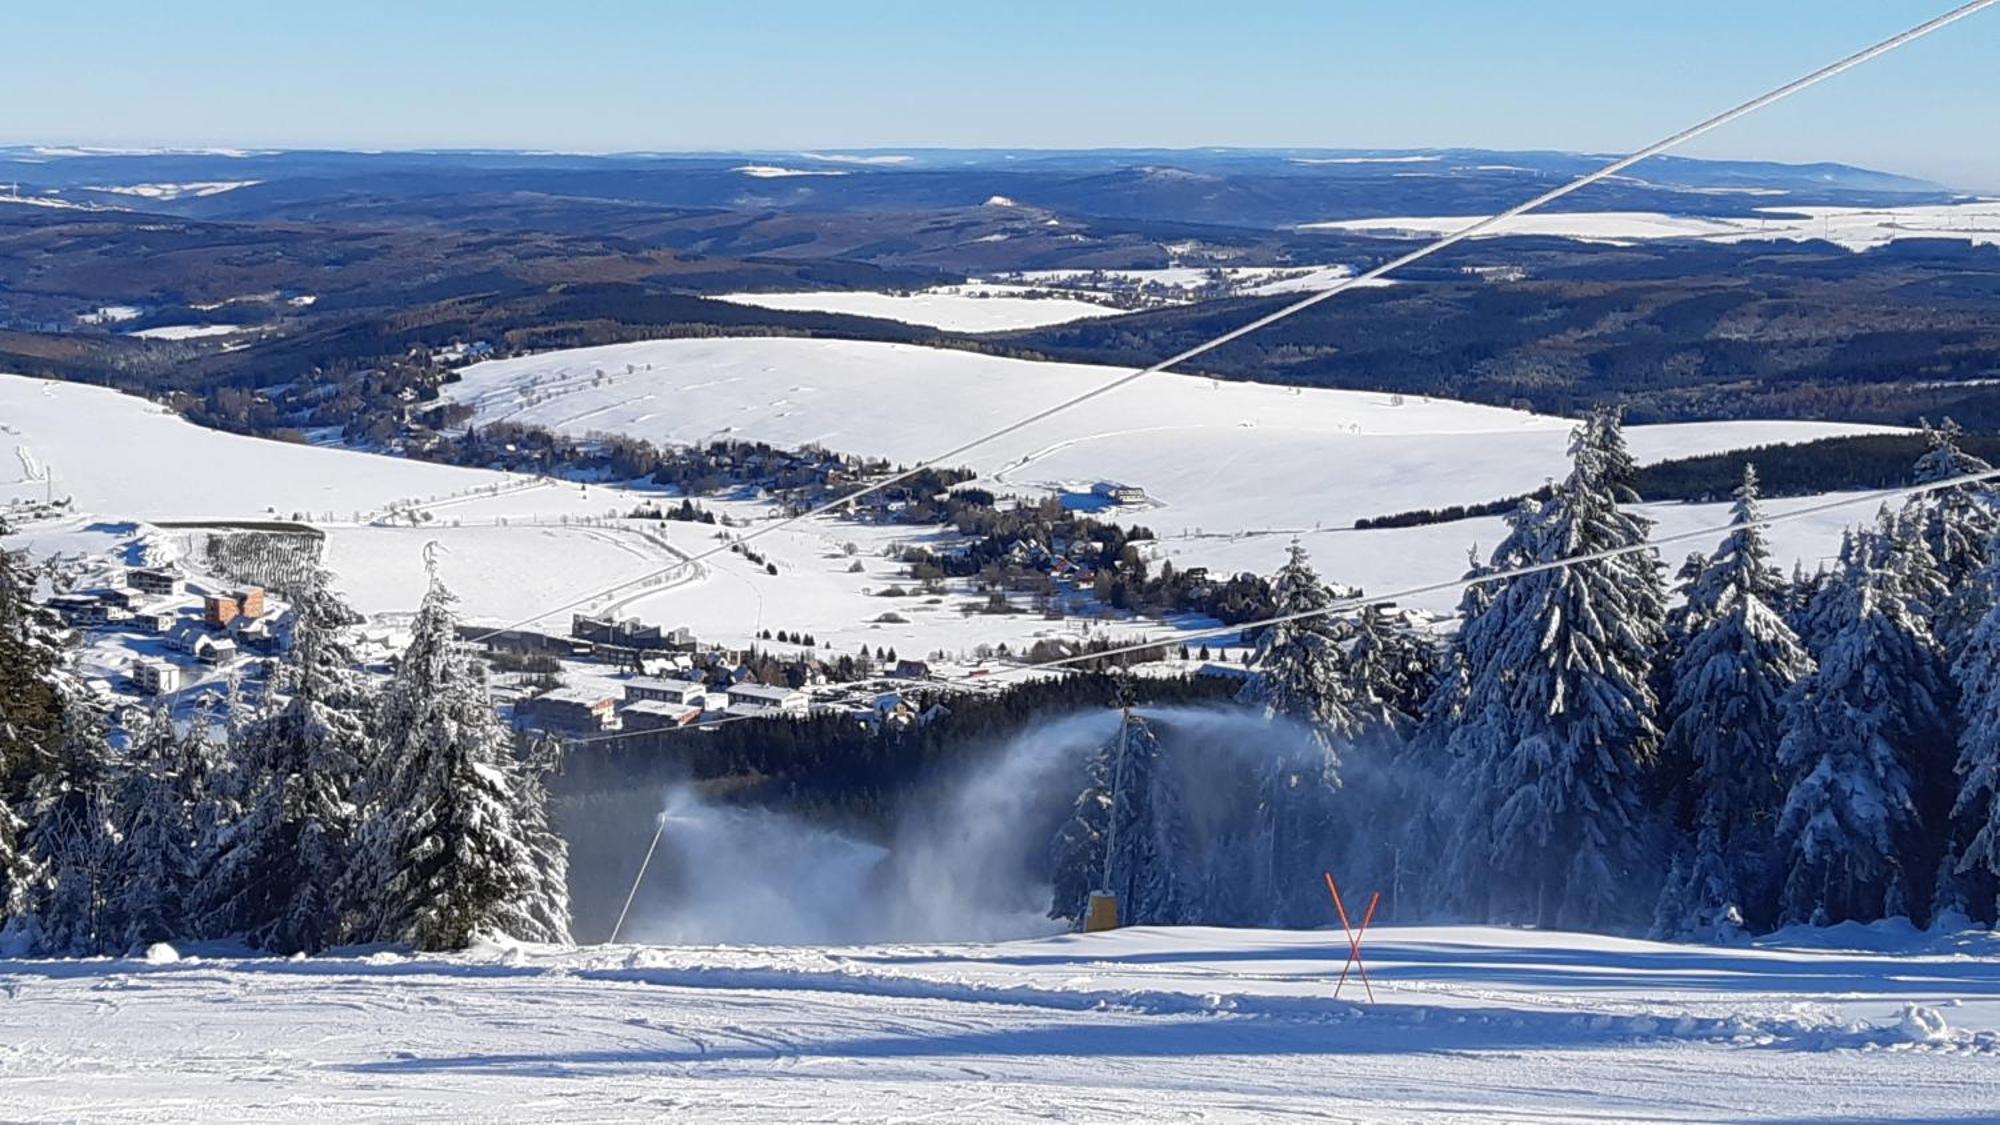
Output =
[{"x1": 3, "y1": 925, "x2": 1997, "y2": 1121}]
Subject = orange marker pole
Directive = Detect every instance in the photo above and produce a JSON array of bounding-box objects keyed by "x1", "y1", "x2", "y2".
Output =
[
  {"x1": 1324, "y1": 872, "x2": 1357, "y2": 1000},
  {"x1": 1350, "y1": 891, "x2": 1381, "y2": 1004}
]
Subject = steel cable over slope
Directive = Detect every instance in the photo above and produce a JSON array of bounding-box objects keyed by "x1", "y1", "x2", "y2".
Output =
[{"x1": 471, "y1": 0, "x2": 1998, "y2": 644}]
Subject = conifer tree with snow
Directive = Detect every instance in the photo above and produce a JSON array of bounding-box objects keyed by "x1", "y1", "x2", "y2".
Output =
[
  {"x1": 1236, "y1": 541, "x2": 1353, "y2": 925},
  {"x1": 1654, "y1": 467, "x2": 1813, "y2": 937},
  {"x1": 1346, "y1": 604, "x2": 1436, "y2": 738},
  {"x1": 1774, "y1": 552, "x2": 1952, "y2": 926},
  {"x1": 18, "y1": 702, "x2": 123, "y2": 955},
  {"x1": 1048, "y1": 711, "x2": 1193, "y2": 926},
  {"x1": 1048, "y1": 738, "x2": 1113, "y2": 925},
  {"x1": 0, "y1": 531, "x2": 65, "y2": 942},
  {"x1": 202, "y1": 563, "x2": 374, "y2": 952},
  {"x1": 1436, "y1": 413, "x2": 1666, "y2": 930},
  {"x1": 1400, "y1": 518, "x2": 1543, "y2": 918},
  {"x1": 496, "y1": 733, "x2": 574, "y2": 946},
  {"x1": 1910, "y1": 419, "x2": 1997, "y2": 652},
  {"x1": 181, "y1": 693, "x2": 243, "y2": 935},
  {"x1": 352, "y1": 569, "x2": 570, "y2": 950},
  {"x1": 1941, "y1": 563, "x2": 2000, "y2": 924},
  {"x1": 106, "y1": 710, "x2": 200, "y2": 950}
]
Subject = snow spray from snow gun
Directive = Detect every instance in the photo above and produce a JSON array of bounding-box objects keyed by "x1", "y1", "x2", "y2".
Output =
[
  {"x1": 597, "y1": 702, "x2": 1344, "y2": 945},
  {"x1": 602, "y1": 711, "x2": 1124, "y2": 945}
]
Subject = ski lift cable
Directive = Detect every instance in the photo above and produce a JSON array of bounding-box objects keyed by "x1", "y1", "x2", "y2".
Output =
[
  {"x1": 556, "y1": 464, "x2": 2000, "y2": 750},
  {"x1": 466, "y1": 0, "x2": 1996, "y2": 646}
]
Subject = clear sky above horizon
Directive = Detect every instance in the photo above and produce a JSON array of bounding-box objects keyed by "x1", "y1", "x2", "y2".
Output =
[{"x1": 6, "y1": 1, "x2": 1998, "y2": 188}]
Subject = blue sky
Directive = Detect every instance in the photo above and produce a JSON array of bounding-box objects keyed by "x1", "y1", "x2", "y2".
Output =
[{"x1": 6, "y1": 1, "x2": 1998, "y2": 187}]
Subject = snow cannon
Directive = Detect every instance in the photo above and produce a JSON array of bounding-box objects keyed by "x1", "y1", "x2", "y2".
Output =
[{"x1": 1085, "y1": 890, "x2": 1120, "y2": 932}]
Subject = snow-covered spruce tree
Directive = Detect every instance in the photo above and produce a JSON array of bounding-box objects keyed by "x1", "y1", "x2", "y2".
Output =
[
  {"x1": 18, "y1": 701, "x2": 123, "y2": 955},
  {"x1": 1400, "y1": 517, "x2": 1541, "y2": 918},
  {"x1": 1584, "y1": 405, "x2": 1642, "y2": 505},
  {"x1": 1941, "y1": 563, "x2": 2000, "y2": 924},
  {"x1": 496, "y1": 733, "x2": 573, "y2": 945},
  {"x1": 106, "y1": 710, "x2": 200, "y2": 950},
  {"x1": 1047, "y1": 711, "x2": 1192, "y2": 927},
  {"x1": 1236, "y1": 541, "x2": 1355, "y2": 926},
  {"x1": 1347, "y1": 604, "x2": 1437, "y2": 738},
  {"x1": 1774, "y1": 555, "x2": 1952, "y2": 927},
  {"x1": 202, "y1": 564, "x2": 374, "y2": 953},
  {"x1": 0, "y1": 794, "x2": 31, "y2": 951},
  {"x1": 1653, "y1": 467, "x2": 1813, "y2": 938},
  {"x1": 1437, "y1": 414, "x2": 1667, "y2": 930},
  {"x1": 181, "y1": 693, "x2": 243, "y2": 937},
  {"x1": 1879, "y1": 513, "x2": 1963, "y2": 905},
  {"x1": 1911, "y1": 419, "x2": 1998, "y2": 653},
  {"x1": 1048, "y1": 740, "x2": 1112, "y2": 925},
  {"x1": 1339, "y1": 603, "x2": 1438, "y2": 908},
  {"x1": 354, "y1": 572, "x2": 567, "y2": 950},
  {"x1": 0, "y1": 531, "x2": 65, "y2": 941}
]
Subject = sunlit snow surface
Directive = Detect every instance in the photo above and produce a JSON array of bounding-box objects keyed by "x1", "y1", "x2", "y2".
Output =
[
  {"x1": 1303, "y1": 200, "x2": 2000, "y2": 250},
  {"x1": 714, "y1": 283, "x2": 1126, "y2": 331},
  {"x1": 2, "y1": 924, "x2": 1995, "y2": 1121},
  {"x1": 4, "y1": 353, "x2": 1896, "y2": 657}
]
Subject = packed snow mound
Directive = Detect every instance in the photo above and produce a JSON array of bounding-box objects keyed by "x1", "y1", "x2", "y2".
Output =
[
  {"x1": 1901, "y1": 1004, "x2": 1952, "y2": 1043},
  {"x1": 142, "y1": 942, "x2": 181, "y2": 965}
]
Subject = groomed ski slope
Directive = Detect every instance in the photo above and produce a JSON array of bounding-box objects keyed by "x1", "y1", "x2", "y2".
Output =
[{"x1": 3, "y1": 924, "x2": 1995, "y2": 1121}]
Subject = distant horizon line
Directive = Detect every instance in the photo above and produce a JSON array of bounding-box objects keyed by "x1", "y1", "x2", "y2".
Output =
[
  {"x1": 5, "y1": 142, "x2": 1980, "y2": 193},
  {"x1": 0, "y1": 141, "x2": 1920, "y2": 166}
]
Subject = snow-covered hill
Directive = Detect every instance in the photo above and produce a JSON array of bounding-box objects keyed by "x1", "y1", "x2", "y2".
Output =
[
  {"x1": 0, "y1": 352, "x2": 1903, "y2": 662},
  {"x1": 4, "y1": 923, "x2": 1994, "y2": 1121},
  {"x1": 443, "y1": 337, "x2": 1895, "y2": 576}
]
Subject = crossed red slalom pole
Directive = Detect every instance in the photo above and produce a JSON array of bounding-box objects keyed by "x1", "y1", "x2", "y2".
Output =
[{"x1": 1323, "y1": 872, "x2": 1381, "y2": 1003}]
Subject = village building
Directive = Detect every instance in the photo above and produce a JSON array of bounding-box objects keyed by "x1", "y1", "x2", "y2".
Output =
[
  {"x1": 621, "y1": 677, "x2": 708, "y2": 708},
  {"x1": 1092, "y1": 480, "x2": 1149, "y2": 505},
  {"x1": 619, "y1": 699, "x2": 703, "y2": 732},
  {"x1": 523, "y1": 686, "x2": 619, "y2": 734},
  {"x1": 724, "y1": 682, "x2": 809, "y2": 717},
  {"x1": 134, "y1": 609, "x2": 178, "y2": 634},
  {"x1": 204, "y1": 594, "x2": 241, "y2": 629},
  {"x1": 48, "y1": 593, "x2": 108, "y2": 627},
  {"x1": 127, "y1": 566, "x2": 184, "y2": 596},
  {"x1": 131, "y1": 658, "x2": 181, "y2": 696},
  {"x1": 194, "y1": 635, "x2": 239, "y2": 666}
]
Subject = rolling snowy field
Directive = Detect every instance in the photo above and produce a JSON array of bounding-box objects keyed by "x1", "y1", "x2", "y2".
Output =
[
  {"x1": 713, "y1": 282, "x2": 1126, "y2": 332},
  {"x1": 441, "y1": 337, "x2": 1895, "y2": 581},
  {"x1": 4, "y1": 351, "x2": 1902, "y2": 655},
  {"x1": 3, "y1": 924, "x2": 1995, "y2": 1121},
  {"x1": 1302, "y1": 199, "x2": 2000, "y2": 251}
]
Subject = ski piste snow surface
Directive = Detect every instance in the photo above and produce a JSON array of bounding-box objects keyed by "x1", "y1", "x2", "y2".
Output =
[{"x1": 2, "y1": 923, "x2": 1995, "y2": 1121}]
